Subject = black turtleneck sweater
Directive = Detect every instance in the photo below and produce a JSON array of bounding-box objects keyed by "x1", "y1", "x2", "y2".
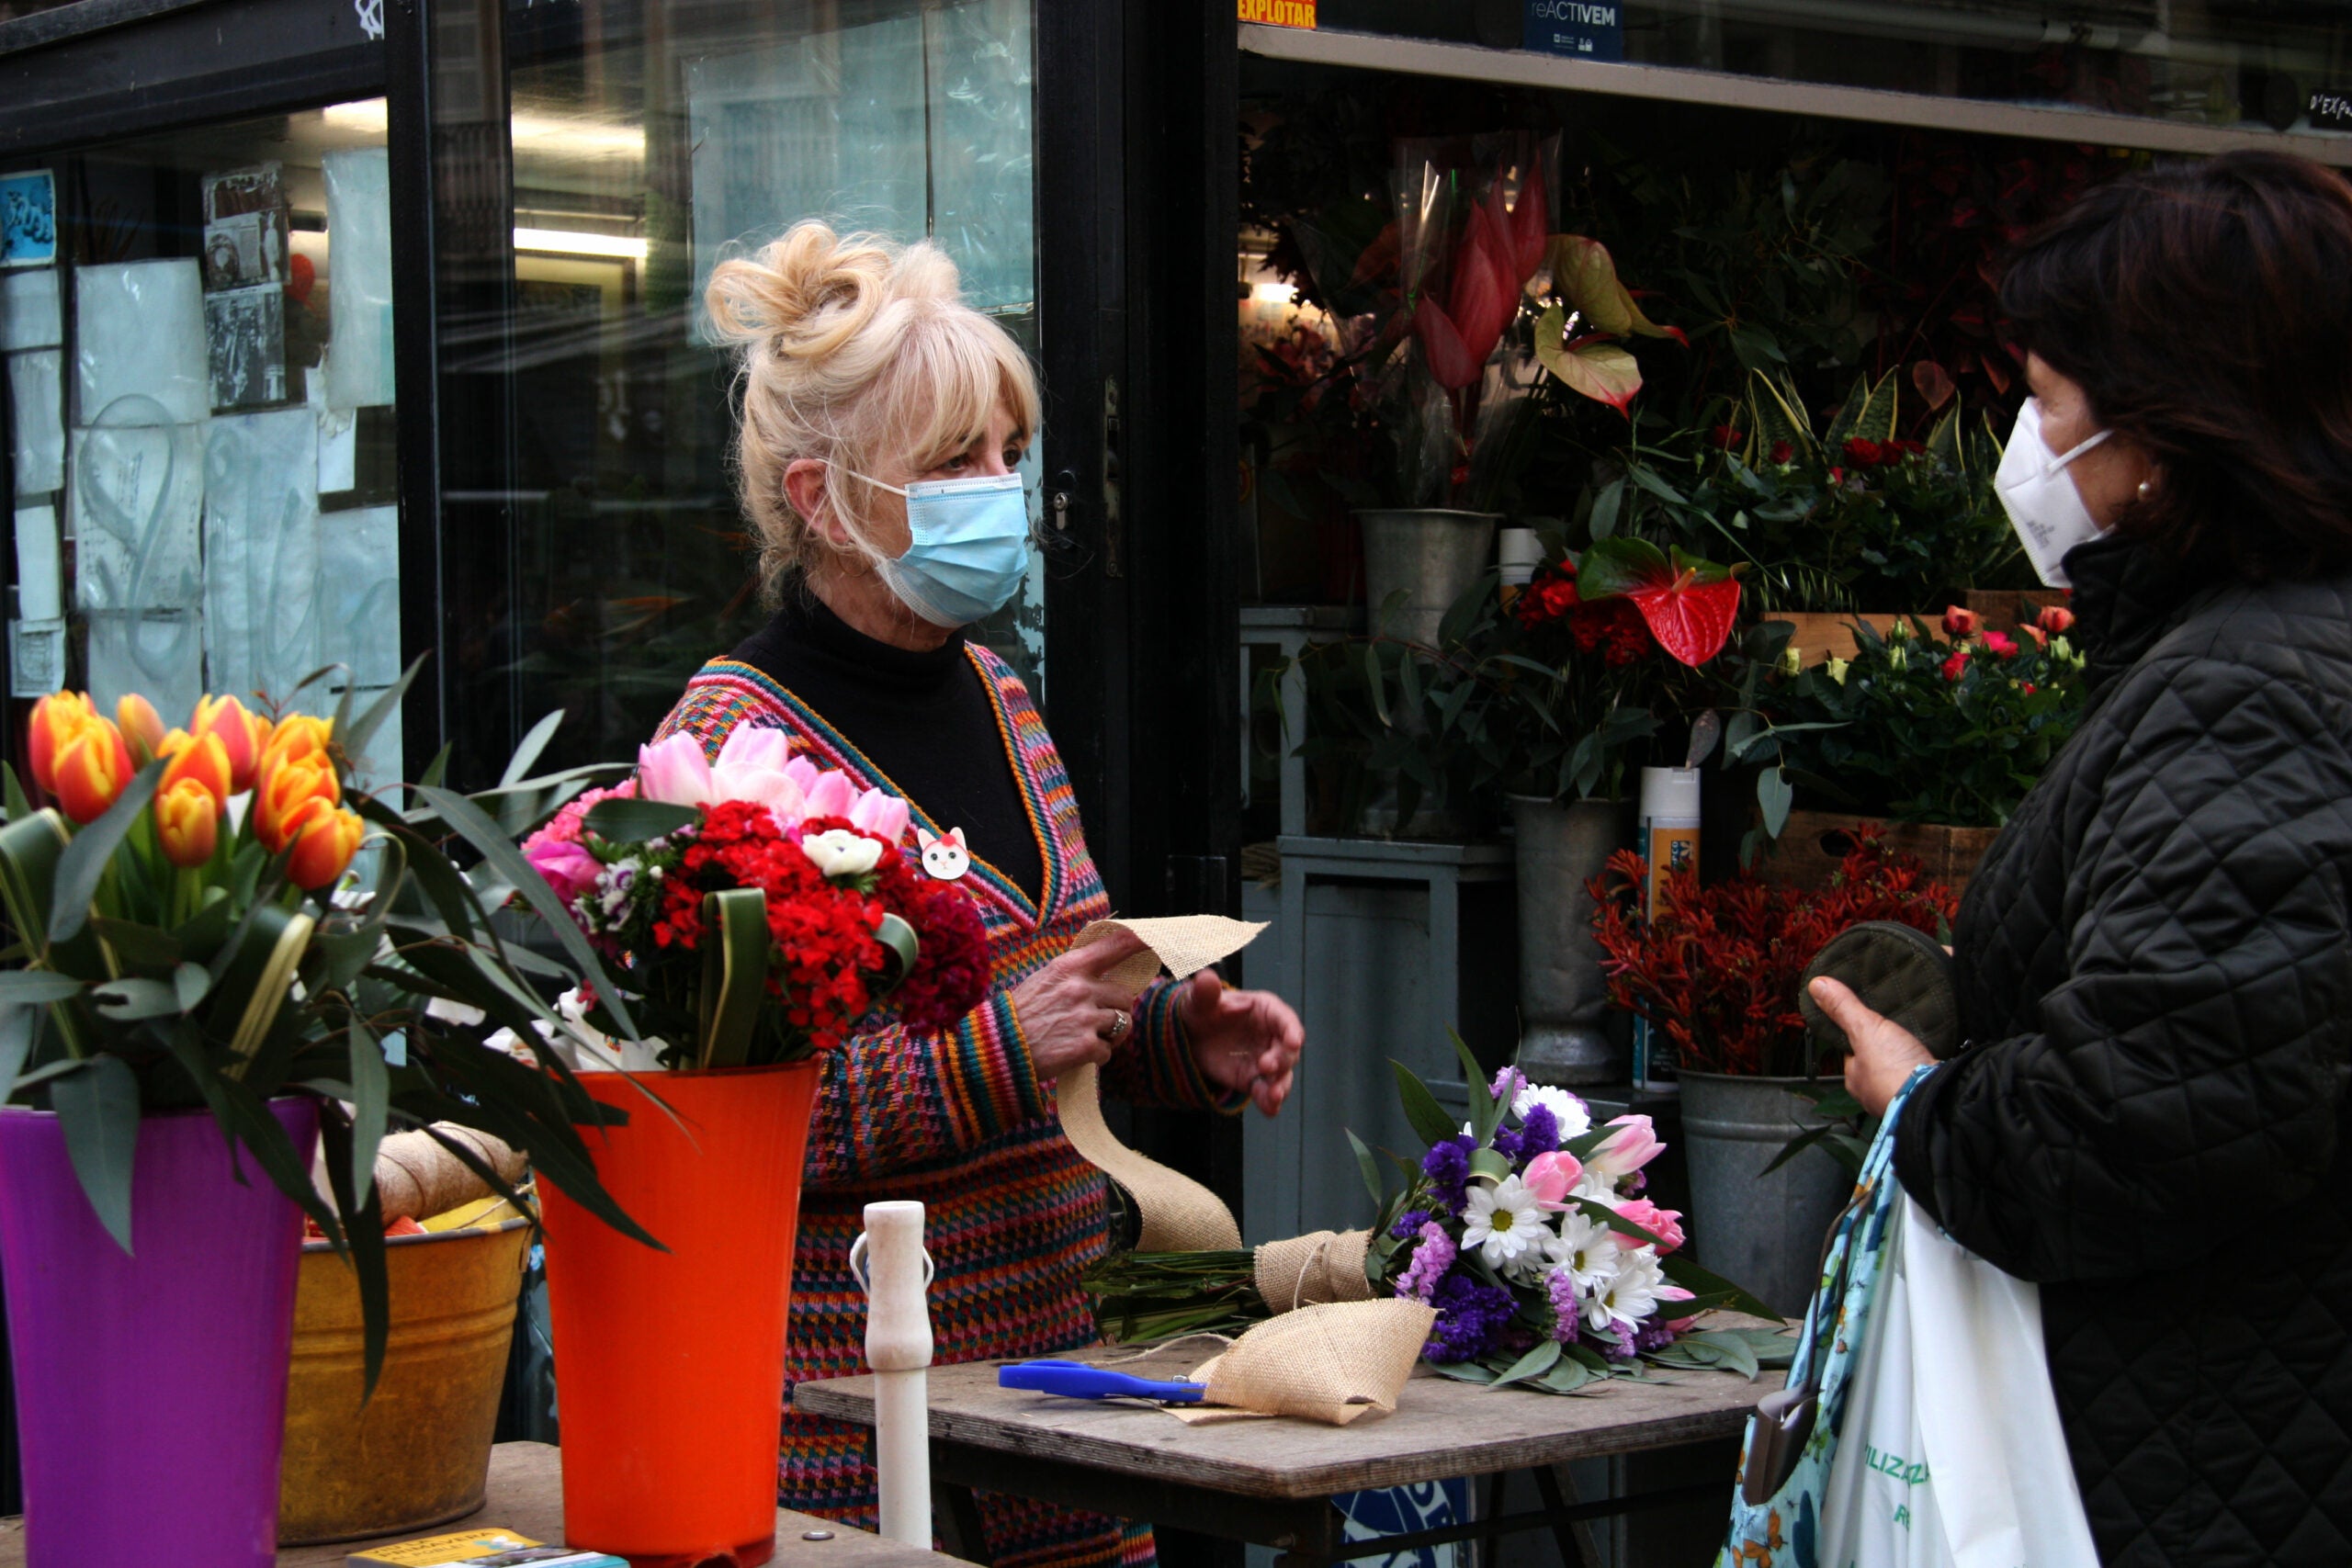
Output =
[{"x1": 729, "y1": 592, "x2": 1044, "y2": 906}]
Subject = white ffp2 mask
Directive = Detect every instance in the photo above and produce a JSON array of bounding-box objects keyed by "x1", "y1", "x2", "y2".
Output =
[{"x1": 1995, "y1": 397, "x2": 2111, "y2": 589}]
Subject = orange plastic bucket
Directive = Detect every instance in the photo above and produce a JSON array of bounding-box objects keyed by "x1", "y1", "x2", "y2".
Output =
[{"x1": 538, "y1": 1060, "x2": 821, "y2": 1568}]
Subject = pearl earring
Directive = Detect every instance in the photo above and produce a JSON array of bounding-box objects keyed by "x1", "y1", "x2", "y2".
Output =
[{"x1": 2137, "y1": 479, "x2": 2154, "y2": 502}]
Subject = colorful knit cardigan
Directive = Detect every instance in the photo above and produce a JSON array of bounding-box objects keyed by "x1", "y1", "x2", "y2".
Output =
[{"x1": 656, "y1": 646, "x2": 1233, "y2": 1568}]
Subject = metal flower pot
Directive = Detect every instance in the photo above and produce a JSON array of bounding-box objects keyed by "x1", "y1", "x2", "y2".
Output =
[
  {"x1": 1679, "y1": 1070, "x2": 1853, "y2": 1317},
  {"x1": 1356, "y1": 508, "x2": 1499, "y2": 649},
  {"x1": 1510, "y1": 795, "x2": 1625, "y2": 1086}
]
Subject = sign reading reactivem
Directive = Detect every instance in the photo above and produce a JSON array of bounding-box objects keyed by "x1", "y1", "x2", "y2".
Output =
[{"x1": 1524, "y1": 0, "x2": 1623, "y2": 61}]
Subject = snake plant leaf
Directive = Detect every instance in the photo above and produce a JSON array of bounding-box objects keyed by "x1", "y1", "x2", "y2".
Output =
[{"x1": 52, "y1": 1054, "x2": 141, "y2": 1253}]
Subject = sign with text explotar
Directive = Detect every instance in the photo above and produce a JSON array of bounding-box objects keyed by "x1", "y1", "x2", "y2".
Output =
[{"x1": 1239, "y1": 0, "x2": 1316, "y2": 28}]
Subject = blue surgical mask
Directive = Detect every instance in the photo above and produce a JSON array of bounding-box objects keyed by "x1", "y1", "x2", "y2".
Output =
[{"x1": 842, "y1": 469, "x2": 1033, "y2": 626}]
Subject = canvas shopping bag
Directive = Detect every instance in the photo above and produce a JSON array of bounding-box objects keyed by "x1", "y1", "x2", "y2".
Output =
[
  {"x1": 1815, "y1": 1193, "x2": 2099, "y2": 1568},
  {"x1": 1716, "y1": 1073, "x2": 1921, "y2": 1567}
]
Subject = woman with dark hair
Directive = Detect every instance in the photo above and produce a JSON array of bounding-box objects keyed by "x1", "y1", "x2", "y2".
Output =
[{"x1": 1809, "y1": 150, "x2": 2352, "y2": 1565}]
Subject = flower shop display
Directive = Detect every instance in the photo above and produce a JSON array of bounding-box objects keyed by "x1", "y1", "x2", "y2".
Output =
[
  {"x1": 519, "y1": 725, "x2": 992, "y2": 1568},
  {"x1": 1588, "y1": 835, "x2": 1957, "y2": 1313},
  {"x1": 1089, "y1": 1040, "x2": 1788, "y2": 1393},
  {"x1": 0, "y1": 678, "x2": 646, "y2": 1568}
]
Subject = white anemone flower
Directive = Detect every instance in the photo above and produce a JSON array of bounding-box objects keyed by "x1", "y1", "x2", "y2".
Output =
[
  {"x1": 1547, "y1": 1208, "x2": 1623, "y2": 1294},
  {"x1": 1585, "y1": 1244, "x2": 1666, "y2": 1333},
  {"x1": 1512, "y1": 1082, "x2": 1592, "y2": 1138},
  {"x1": 801, "y1": 827, "x2": 884, "y2": 880},
  {"x1": 1461, "y1": 1175, "x2": 1555, "y2": 1270}
]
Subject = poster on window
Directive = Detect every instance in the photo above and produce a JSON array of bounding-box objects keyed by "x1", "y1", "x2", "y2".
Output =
[
  {"x1": 0, "y1": 170, "x2": 54, "y2": 269},
  {"x1": 203, "y1": 409, "x2": 321, "y2": 706},
  {"x1": 208, "y1": 284, "x2": 288, "y2": 409},
  {"x1": 1, "y1": 267, "x2": 60, "y2": 350},
  {"x1": 75, "y1": 258, "x2": 209, "y2": 425}
]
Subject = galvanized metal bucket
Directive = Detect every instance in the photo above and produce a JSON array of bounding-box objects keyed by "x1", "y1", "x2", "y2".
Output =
[
  {"x1": 1510, "y1": 795, "x2": 1626, "y2": 1086},
  {"x1": 1679, "y1": 1071, "x2": 1853, "y2": 1317},
  {"x1": 1355, "y1": 508, "x2": 1499, "y2": 649}
]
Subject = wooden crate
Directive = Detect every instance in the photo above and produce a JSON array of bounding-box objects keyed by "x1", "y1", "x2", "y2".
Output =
[
  {"x1": 1773, "y1": 612, "x2": 1922, "y2": 668},
  {"x1": 1753, "y1": 809, "x2": 1999, "y2": 899},
  {"x1": 1964, "y1": 587, "x2": 2068, "y2": 629}
]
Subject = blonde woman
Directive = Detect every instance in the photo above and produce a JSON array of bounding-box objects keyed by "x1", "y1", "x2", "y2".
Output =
[{"x1": 655, "y1": 224, "x2": 1306, "y2": 1567}]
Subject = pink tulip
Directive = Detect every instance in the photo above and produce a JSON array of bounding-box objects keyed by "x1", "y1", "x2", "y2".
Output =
[
  {"x1": 804, "y1": 770, "x2": 858, "y2": 820},
  {"x1": 851, "y1": 788, "x2": 911, "y2": 844},
  {"x1": 1521, "y1": 1149, "x2": 1584, "y2": 1210},
  {"x1": 526, "y1": 839, "x2": 604, "y2": 908},
  {"x1": 1589, "y1": 1114, "x2": 1664, "y2": 1178},
  {"x1": 716, "y1": 724, "x2": 796, "y2": 775},
  {"x1": 1612, "y1": 1197, "x2": 1684, "y2": 1254},
  {"x1": 1657, "y1": 1284, "x2": 1699, "y2": 1334},
  {"x1": 637, "y1": 731, "x2": 718, "y2": 807}
]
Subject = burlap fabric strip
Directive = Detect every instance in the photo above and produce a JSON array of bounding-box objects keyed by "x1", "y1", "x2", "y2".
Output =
[
  {"x1": 1175, "y1": 1300, "x2": 1437, "y2": 1426},
  {"x1": 1253, "y1": 1227, "x2": 1375, "y2": 1311},
  {"x1": 1057, "y1": 917, "x2": 1266, "y2": 1253}
]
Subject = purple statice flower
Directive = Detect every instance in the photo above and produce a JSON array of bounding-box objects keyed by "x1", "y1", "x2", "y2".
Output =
[
  {"x1": 1593, "y1": 1325, "x2": 1638, "y2": 1362},
  {"x1": 1489, "y1": 1064, "x2": 1526, "y2": 1108},
  {"x1": 1394, "y1": 1222, "x2": 1457, "y2": 1303},
  {"x1": 1544, "y1": 1269, "x2": 1581, "y2": 1344},
  {"x1": 1490, "y1": 1124, "x2": 1524, "y2": 1165},
  {"x1": 1424, "y1": 1272, "x2": 1516, "y2": 1363},
  {"x1": 1634, "y1": 1318, "x2": 1678, "y2": 1354},
  {"x1": 1390, "y1": 1208, "x2": 1431, "y2": 1240},
  {"x1": 1520, "y1": 1103, "x2": 1560, "y2": 1156},
  {"x1": 1421, "y1": 1134, "x2": 1474, "y2": 1213}
]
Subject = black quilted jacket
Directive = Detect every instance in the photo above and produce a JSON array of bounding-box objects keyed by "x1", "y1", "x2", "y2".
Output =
[{"x1": 1894, "y1": 531, "x2": 2352, "y2": 1565}]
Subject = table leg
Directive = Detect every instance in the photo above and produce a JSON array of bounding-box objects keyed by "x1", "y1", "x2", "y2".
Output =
[
  {"x1": 1531, "y1": 1464, "x2": 1604, "y2": 1568},
  {"x1": 1477, "y1": 1470, "x2": 1509, "y2": 1568}
]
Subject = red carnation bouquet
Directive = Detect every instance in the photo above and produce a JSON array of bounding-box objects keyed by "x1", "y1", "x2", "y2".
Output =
[{"x1": 519, "y1": 727, "x2": 992, "y2": 1069}]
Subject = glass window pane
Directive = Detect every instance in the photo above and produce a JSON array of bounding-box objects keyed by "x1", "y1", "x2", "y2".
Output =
[
  {"x1": 2, "y1": 102, "x2": 402, "y2": 793},
  {"x1": 495, "y1": 0, "x2": 1040, "y2": 770}
]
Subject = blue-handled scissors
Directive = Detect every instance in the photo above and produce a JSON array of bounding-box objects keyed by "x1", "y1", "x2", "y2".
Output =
[{"x1": 997, "y1": 1359, "x2": 1206, "y2": 1404}]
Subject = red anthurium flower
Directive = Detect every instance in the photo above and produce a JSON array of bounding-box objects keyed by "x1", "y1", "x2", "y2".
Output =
[
  {"x1": 1509, "y1": 152, "x2": 1549, "y2": 280},
  {"x1": 1574, "y1": 538, "x2": 1744, "y2": 667},
  {"x1": 1446, "y1": 202, "x2": 1518, "y2": 371}
]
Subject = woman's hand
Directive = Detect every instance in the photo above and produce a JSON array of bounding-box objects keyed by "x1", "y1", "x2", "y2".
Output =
[
  {"x1": 1809, "y1": 976, "x2": 1936, "y2": 1116},
  {"x1": 1009, "y1": 929, "x2": 1156, "y2": 1078},
  {"x1": 1178, "y1": 970, "x2": 1304, "y2": 1117}
]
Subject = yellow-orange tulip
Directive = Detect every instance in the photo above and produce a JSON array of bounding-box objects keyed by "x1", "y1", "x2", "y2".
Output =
[
  {"x1": 157, "y1": 729, "x2": 232, "y2": 808},
  {"x1": 255, "y1": 752, "x2": 342, "y2": 852},
  {"x1": 27, "y1": 692, "x2": 96, "y2": 795},
  {"x1": 259, "y1": 713, "x2": 333, "y2": 774},
  {"x1": 51, "y1": 719, "x2": 133, "y2": 826},
  {"x1": 154, "y1": 776, "x2": 221, "y2": 868},
  {"x1": 281, "y1": 799, "x2": 365, "y2": 891},
  {"x1": 190, "y1": 694, "x2": 269, "y2": 794},
  {"x1": 115, "y1": 694, "x2": 166, "y2": 766}
]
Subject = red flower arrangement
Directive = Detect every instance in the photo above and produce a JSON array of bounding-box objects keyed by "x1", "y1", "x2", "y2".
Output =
[{"x1": 1589, "y1": 830, "x2": 1957, "y2": 1077}]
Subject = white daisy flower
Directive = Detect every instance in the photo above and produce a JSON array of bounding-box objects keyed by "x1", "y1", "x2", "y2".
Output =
[
  {"x1": 1547, "y1": 1208, "x2": 1623, "y2": 1294},
  {"x1": 1461, "y1": 1175, "x2": 1555, "y2": 1270},
  {"x1": 1586, "y1": 1244, "x2": 1666, "y2": 1333},
  {"x1": 1513, "y1": 1082, "x2": 1592, "y2": 1138}
]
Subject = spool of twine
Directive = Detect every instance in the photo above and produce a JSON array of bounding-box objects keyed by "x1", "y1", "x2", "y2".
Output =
[{"x1": 1252, "y1": 1228, "x2": 1376, "y2": 1312}]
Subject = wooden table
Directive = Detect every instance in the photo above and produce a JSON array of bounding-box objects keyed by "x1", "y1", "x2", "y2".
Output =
[
  {"x1": 0, "y1": 1441, "x2": 960, "y2": 1568},
  {"x1": 795, "y1": 1341, "x2": 1781, "y2": 1568}
]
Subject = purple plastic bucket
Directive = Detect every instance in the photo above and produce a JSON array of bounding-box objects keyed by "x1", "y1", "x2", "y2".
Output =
[{"x1": 0, "y1": 1097, "x2": 319, "y2": 1567}]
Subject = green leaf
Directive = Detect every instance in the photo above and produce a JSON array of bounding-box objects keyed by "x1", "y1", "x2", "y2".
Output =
[
  {"x1": 695, "y1": 887, "x2": 773, "y2": 1069},
  {"x1": 501, "y1": 709, "x2": 568, "y2": 790},
  {"x1": 1391, "y1": 1059, "x2": 1461, "y2": 1149},
  {"x1": 1430, "y1": 1359, "x2": 1498, "y2": 1386},
  {"x1": 1451, "y1": 1029, "x2": 1500, "y2": 1144},
  {"x1": 347, "y1": 1015, "x2": 389, "y2": 1204},
  {"x1": 1469, "y1": 1146, "x2": 1511, "y2": 1182},
  {"x1": 337, "y1": 656, "x2": 425, "y2": 785},
  {"x1": 1587, "y1": 477, "x2": 1624, "y2": 541},
  {"x1": 89, "y1": 977, "x2": 182, "y2": 1020},
  {"x1": 1537, "y1": 1356, "x2": 1593, "y2": 1393},
  {"x1": 315, "y1": 1107, "x2": 392, "y2": 1398},
  {"x1": 1346, "y1": 1127, "x2": 1385, "y2": 1209},
  {"x1": 1362, "y1": 643, "x2": 1391, "y2": 727},
  {"x1": 2, "y1": 762, "x2": 28, "y2": 825},
  {"x1": 582, "y1": 797, "x2": 699, "y2": 842},
  {"x1": 1758, "y1": 765, "x2": 1794, "y2": 839},
  {"x1": 0, "y1": 1004, "x2": 38, "y2": 1102},
  {"x1": 413, "y1": 785, "x2": 640, "y2": 1043},
  {"x1": 0, "y1": 973, "x2": 84, "y2": 1005},
  {"x1": 1574, "y1": 536, "x2": 1671, "y2": 601},
  {"x1": 1659, "y1": 1253, "x2": 1781, "y2": 1322},
  {"x1": 48, "y1": 760, "x2": 168, "y2": 944},
  {"x1": 1488, "y1": 1338, "x2": 1563, "y2": 1390},
  {"x1": 53, "y1": 1055, "x2": 141, "y2": 1253}
]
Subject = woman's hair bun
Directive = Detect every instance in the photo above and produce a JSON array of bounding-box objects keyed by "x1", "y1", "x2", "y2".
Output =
[{"x1": 706, "y1": 221, "x2": 957, "y2": 364}]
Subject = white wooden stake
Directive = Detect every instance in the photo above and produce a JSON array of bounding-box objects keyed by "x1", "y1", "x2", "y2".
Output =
[{"x1": 851, "y1": 1200, "x2": 934, "y2": 1549}]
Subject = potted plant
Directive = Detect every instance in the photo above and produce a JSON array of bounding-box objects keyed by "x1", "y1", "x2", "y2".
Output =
[
  {"x1": 1736, "y1": 606, "x2": 2086, "y2": 892},
  {"x1": 1587, "y1": 832, "x2": 1956, "y2": 1314},
  {"x1": 516, "y1": 729, "x2": 992, "y2": 1568},
  {"x1": 0, "y1": 677, "x2": 645, "y2": 1568}
]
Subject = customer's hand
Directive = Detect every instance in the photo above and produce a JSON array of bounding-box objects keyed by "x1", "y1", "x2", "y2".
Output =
[
  {"x1": 1809, "y1": 976, "x2": 1936, "y2": 1117},
  {"x1": 1010, "y1": 927, "x2": 1155, "y2": 1079},
  {"x1": 1179, "y1": 970, "x2": 1304, "y2": 1117}
]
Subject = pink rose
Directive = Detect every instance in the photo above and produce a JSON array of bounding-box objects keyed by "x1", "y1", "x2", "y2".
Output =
[
  {"x1": 1589, "y1": 1114, "x2": 1664, "y2": 1178},
  {"x1": 1612, "y1": 1197, "x2": 1684, "y2": 1254},
  {"x1": 1522, "y1": 1149, "x2": 1584, "y2": 1210}
]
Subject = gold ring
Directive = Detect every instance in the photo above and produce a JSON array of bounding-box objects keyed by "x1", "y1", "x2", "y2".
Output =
[{"x1": 1103, "y1": 1009, "x2": 1132, "y2": 1043}]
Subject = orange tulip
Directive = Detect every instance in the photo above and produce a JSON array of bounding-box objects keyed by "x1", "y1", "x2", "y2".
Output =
[
  {"x1": 27, "y1": 692, "x2": 97, "y2": 795},
  {"x1": 190, "y1": 695, "x2": 269, "y2": 794},
  {"x1": 154, "y1": 776, "x2": 221, "y2": 868},
  {"x1": 51, "y1": 719, "x2": 133, "y2": 826},
  {"x1": 255, "y1": 752, "x2": 342, "y2": 853},
  {"x1": 116, "y1": 694, "x2": 166, "y2": 766},
  {"x1": 259, "y1": 713, "x2": 334, "y2": 774},
  {"x1": 281, "y1": 799, "x2": 365, "y2": 891},
  {"x1": 157, "y1": 729, "x2": 233, "y2": 808}
]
